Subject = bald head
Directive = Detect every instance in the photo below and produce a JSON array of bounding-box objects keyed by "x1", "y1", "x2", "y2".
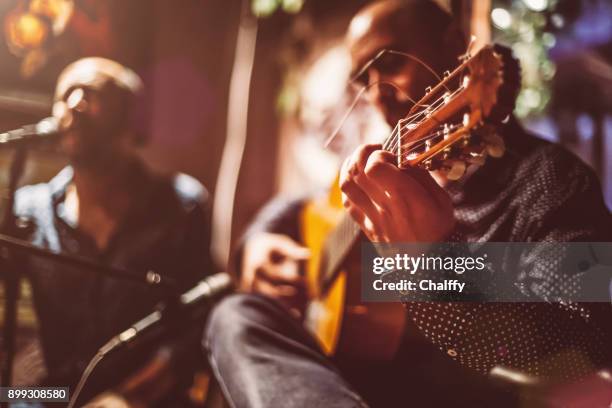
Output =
[
  {"x1": 55, "y1": 57, "x2": 143, "y2": 103},
  {"x1": 345, "y1": 0, "x2": 465, "y2": 125},
  {"x1": 53, "y1": 58, "x2": 145, "y2": 168},
  {"x1": 347, "y1": 0, "x2": 462, "y2": 76}
]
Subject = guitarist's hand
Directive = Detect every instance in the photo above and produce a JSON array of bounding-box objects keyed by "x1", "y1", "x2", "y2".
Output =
[
  {"x1": 340, "y1": 144, "x2": 455, "y2": 243},
  {"x1": 241, "y1": 232, "x2": 310, "y2": 318}
]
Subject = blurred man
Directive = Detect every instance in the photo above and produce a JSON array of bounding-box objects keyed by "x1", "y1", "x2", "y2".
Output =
[
  {"x1": 15, "y1": 57, "x2": 215, "y2": 407},
  {"x1": 205, "y1": 1, "x2": 612, "y2": 407}
]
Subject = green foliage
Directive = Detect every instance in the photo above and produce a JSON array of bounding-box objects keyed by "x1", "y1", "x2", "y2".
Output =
[
  {"x1": 492, "y1": 0, "x2": 558, "y2": 118},
  {"x1": 251, "y1": 0, "x2": 305, "y2": 18}
]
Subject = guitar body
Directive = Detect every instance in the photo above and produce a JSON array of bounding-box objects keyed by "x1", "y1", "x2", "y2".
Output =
[{"x1": 301, "y1": 176, "x2": 406, "y2": 361}]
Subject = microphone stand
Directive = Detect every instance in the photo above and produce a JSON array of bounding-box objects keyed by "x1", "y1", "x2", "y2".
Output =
[
  {"x1": 0, "y1": 233, "x2": 178, "y2": 290},
  {"x1": 0, "y1": 146, "x2": 177, "y2": 393},
  {"x1": 0, "y1": 147, "x2": 28, "y2": 389}
]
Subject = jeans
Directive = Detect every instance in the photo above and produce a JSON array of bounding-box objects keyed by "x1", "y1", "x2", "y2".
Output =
[
  {"x1": 204, "y1": 294, "x2": 517, "y2": 408},
  {"x1": 204, "y1": 294, "x2": 368, "y2": 408}
]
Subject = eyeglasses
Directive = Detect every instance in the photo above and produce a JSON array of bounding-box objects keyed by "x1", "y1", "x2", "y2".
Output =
[
  {"x1": 350, "y1": 49, "x2": 443, "y2": 90},
  {"x1": 351, "y1": 49, "x2": 407, "y2": 87}
]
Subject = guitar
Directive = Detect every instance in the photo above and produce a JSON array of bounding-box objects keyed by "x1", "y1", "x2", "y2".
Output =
[{"x1": 301, "y1": 44, "x2": 520, "y2": 360}]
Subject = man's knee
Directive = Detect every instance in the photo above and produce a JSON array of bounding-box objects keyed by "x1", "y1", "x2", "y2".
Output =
[{"x1": 204, "y1": 293, "x2": 273, "y2": 350}]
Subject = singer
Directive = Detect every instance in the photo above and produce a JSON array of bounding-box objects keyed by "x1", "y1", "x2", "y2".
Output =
[{"x1": 13, "y1": 58, "x2": 216, "y2": 407}]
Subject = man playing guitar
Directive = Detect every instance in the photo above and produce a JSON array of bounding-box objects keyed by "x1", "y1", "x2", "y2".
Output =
[{"x1": 205, "y1": 1, "x2": 612, "y2": 407}]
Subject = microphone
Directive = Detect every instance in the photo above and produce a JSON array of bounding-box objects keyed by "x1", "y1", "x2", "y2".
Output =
[
  {"x1": 100, "y1": 272, "x2": 233, "y2": 354},
  {"x1": 68, "y1": 272, "x2": 233, "y2": 408},
  {"x1": 0, "y1": 117, "x2": 62, "y2": 149}
]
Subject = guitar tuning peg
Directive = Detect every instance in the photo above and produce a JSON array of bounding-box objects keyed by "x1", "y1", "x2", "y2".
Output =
[
  {"x1": 425, "y1": 86, "x2": 432, "y2": 94},
  {"x1": 445, "y1": 160, "x2": 466, "y2": 181},
  {"x1": 483, "y1": 132, "x2": 506, "y2": 158},
  {"x1": 443, "y1": 70, "x2": 451, "y2": 78},
  {"x1": 458, "y1": 35, "x2": 477, "y2": 62}
]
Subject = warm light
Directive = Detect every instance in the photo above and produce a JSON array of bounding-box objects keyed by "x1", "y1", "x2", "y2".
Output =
[
  {"x1": 491, "y1": 8, "x2": 512, "y2": 30},
  {"x1": 348, "y1": 13, "x2": 373, "y2": 42},
  {"x1": 551, "y1": 14, "x2": 565, "y2": 29},
  {"x1": 301, "y1": 46, "x2": 351, "y2": 123},
  {"x1": 30, "y1": 0, "x2": 74, "y2": 33},
  {"x1": 542, "y1": 32, "x2": 556, "y2": 48},
  {"x1": 30, "y1": 0, "x2": 63, "y2": 18},
  {"x1": 282, "y1": 0, "x2": 304, "y2": 14},
  {"x1": 252, "y1": 0, "x2": 278, "y2": 17},
  {"x1": 4, "y1": 0, "x2": 74, "y2": 77},
  {"x1": 522, "y1": 0, "x2": 548, "y2": 12},
  {"x1": 5, "y1": 12, "x2": 49, "y2": 52},
  {"x1": 522, "y1": 89, "x2": 541, "y2": 109}
]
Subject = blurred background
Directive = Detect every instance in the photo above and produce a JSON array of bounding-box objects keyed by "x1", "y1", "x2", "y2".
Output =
[{"x1": 0, "y1": 0, "x2": 609, "y2": 392}]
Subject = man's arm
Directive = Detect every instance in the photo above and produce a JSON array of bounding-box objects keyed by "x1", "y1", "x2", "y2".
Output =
[
  {"x1": 234, "y1": 196, "x2": 312, "y2": 317},
  {"x1": 233, "y1": 196, "x2": 306, "y2": 276},
  {"x1": 341, "y1": 142, "x2": 612, "y2": 380}
]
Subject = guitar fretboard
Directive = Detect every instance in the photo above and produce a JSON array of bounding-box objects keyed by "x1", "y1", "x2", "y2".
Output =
[{"x1": 319, "y1": 133, "x2": 397, "y2": 290}]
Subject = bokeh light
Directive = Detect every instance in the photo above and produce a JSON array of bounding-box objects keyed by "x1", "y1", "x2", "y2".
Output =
[
  {"x1": 5, "y1": 12, "x2": 49, "y2": 53},
  {"x1": 491, "y1": 8, "x2": 512, "y2": 30},
  {"x1": 522, "y1": 0, "x2": 548, "y2": 12}
]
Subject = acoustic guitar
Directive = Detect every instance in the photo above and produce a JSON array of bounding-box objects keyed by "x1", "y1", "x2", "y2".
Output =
[{"x1": 301, "y1": 44, "x2": 520, "y2": 361}]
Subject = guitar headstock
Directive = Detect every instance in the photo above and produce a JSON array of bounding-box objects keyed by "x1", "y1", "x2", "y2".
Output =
[{"x1": 395, "y1": 44, "x2": 520, "y2": 180}]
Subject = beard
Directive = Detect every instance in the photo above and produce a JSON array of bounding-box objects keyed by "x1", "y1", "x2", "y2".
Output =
[{"x1": 66, "y1": 126, "x2": 128, "y2": 173}]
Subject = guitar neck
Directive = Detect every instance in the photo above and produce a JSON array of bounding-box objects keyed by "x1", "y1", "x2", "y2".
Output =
[{"x1": 319, "y1": 135, "x2": 397, "y2": 290}]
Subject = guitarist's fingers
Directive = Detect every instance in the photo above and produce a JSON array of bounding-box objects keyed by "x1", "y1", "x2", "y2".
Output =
[
  {"x1": 342, "y1": 192, "x2": 387, "y2": 242},
  {"x1": 365, "y1": 152, "x2": 436, "y2": 208},
  {"x1": 269, "y1": 235, "x2": 311, "y2": 263},
  {"x1": 340, "y1": 143, "x2": 382, "y2": 178},
  {"x1": 340, "y1": 179, "x2": 379, "y2": 224},
  {"x1": 342, "y1": 198, "x2": 366, "y2": 225},
  {"x1": 362, "y1": 150, "x2": 419, "y2": 226},
  {"x1": 401, "y1": 166, "x2": 452, "y2": 212},
  {"x1": 366, "y1": 149, "x2": 396, "y2": 166},
  {"x1": 255, "y1": 262, "x2": 306, "y2": 287},
  {"x1": 340, "y1": 143, "x2": 381, "y2": 195},
  {"x1": 353, "y1": 150, "x2": 395, "y2": 220},
  {"x1": 340, "y1": 144, "x2": 389, "y2": 226},
  {"x1": 344, "y1": 145, "x2": 391, "y2": 207}
]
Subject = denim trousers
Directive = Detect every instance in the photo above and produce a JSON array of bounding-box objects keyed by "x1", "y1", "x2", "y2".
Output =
[
  {"x1": 203, "y1": 293, "x2": 368, "y2": 408},
  {"x1": 203, "y1": 293, "x2": 517, "y2": 408}
]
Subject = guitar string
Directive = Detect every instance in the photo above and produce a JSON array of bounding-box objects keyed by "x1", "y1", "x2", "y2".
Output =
[
  {"x1": 326, "y1": 46, "x2": 456, "y2": 149},
  {"x1": 349, "y1": 48, "x2": 449, "y2": 94},
  {"x1": 384, "y1": 84, "x2": 466, "y2": 155},
  {"x1": 332, "y1": 45, "x2": 511, "y2": 273},
  {"x1": 383, "y1": 71, "x2": 468, "y2": 153},
  {"x1": 326, "y1": 69, "x2": 465, "y2": 158},
  {"x1": 325, "y1": 48, "x2": 477, "y2": 269},
  {"x1": 340, "y1": 41, "x2": 478, "y2": 175},
  {"x1": 324, "y1": 80, "x2": 424, "y2": 149}
]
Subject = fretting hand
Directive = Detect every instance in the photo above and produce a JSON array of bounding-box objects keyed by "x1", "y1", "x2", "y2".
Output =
[{"x1": 339, "y1": 143, "x2": 455, "y2": 243}]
